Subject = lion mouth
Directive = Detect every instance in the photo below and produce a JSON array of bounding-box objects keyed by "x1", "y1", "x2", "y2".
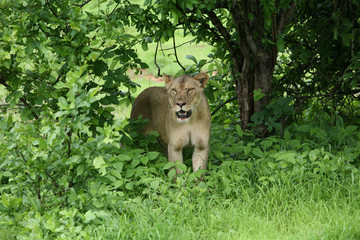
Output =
[{"x1": 176, "y1": 110, "x2": 192, "y2": 120}]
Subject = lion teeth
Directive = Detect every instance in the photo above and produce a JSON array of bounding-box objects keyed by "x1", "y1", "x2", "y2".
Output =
[{"x1": 176, "y1": 110, "x2": 192, "y2": 119}]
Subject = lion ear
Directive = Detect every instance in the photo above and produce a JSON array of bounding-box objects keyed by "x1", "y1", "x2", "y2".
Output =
[
  {"x1": 163, "y1": 74, "x2": 173, "y2": 88},
  {"x1": 193, "y1": 72, "x2": 209, "y2": 88}
]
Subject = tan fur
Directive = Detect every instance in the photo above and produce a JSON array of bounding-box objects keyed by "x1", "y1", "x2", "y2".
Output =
[{"x1": 130, "y1": 72, "x2": 211, "y2": 173}]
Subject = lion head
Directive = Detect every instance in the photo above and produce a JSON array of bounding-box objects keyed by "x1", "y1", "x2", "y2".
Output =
[{"x1": 163, "y1": 72, "x2": 209, "y2": 122}]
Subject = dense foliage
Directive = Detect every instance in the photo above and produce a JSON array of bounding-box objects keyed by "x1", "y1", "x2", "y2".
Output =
[
  {"x1": 0, "y1": 0, "x2": 359, "y2": 239},
  {"x1": 276, "y1": 0, "x2": 360, "y2": 124},
  {"x1": 0, "y1": 0, "x2": 147, "y2": 128}
]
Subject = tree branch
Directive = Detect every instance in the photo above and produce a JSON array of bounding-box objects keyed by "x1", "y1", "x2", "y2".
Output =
[
  {"x1": 45, "y1": 169, "x2": 60, "y2": 191},
  {"x1": 46, "y1": 0, "x2": 58, "y2": 18},
  {"x1": 277, "y1": 1, "x2": 297, "y2": 35},
  {"x1": 107, "y1": 2, "x2": 120, "y2": 19},
  {"x1": 291, "y1": 89, "x2": 360, "y2": 100},
  {"x1": 161, "y1": 38, "x2": 196, "y2": 51},
  {"x1": 72, "y1": 0, "x2": 92, "y2": 8},
  {"x1": 173, "y1": 34, "x2": 186, "y2": 72},
  {"x1": 204, "y1": 9, "x2": 242, "y2": 73},
  {"x1": 15, "y1": 147, "x2": 42, "y2": 203},
  {"x1": 204, "y1": 10, "x2": 232, "y2": 44},
  {"x1": 154, "y1": 41, "x2": 161, "y2": 77},
  {"x1": 211, "y1": 96, "x2": 237, "y2": 116}
]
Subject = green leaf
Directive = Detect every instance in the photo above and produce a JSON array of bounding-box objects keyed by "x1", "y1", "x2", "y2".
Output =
[
  {"x1": 57, "y1": 97, "x2": 69, "y2": 110},
  {"x1": 280, "y1": 161, "x2": 288, "y2": 168},
  {"x1": 150, "y1": 179, "x2": 160, "y2": 189},
  {"x1": 168, "y1": 169, "x2": 176, "y2": 179},
  {"x1": 244, "y1": 146, "x2": 252, "y2": 155},
  {"x1": 88, "y1": 87, "x2": 99, "y2": 99},
  {"x1": 186, "y1": 55, "x2": 197, "y2": 64},
  {"x1": 235, "y1": 124, "x2": 243, "y2": 137},
  {"x1": 2, "y1": 171, "x2": 12, "y2": 177},
  {"x1": 252, "y1": 147, "x2": 263, "y2": 158},
  {"x1": 309, "y1": 149, "x2": 320, "y2": 161},
  {"x1": 261, "y1": 140, "x2": 273, "y2": 150},
  {"x1": 118, "y1": 154, "x2": 132, "y2": 161},
  {"x1": 114, "y1": 162, "x2": 124, "y2": 172},
  {"x1": 131, "y1": 158, "x2": 140, "y2": 168},
  {"x1": 254, "y1": 89, "x2": 265, "y2": 101},
  {"x1": 84, "y1": 210, "x2": 96, "y2": 223},
  {"x1": 345, "y1": 125, "x2": 358, "y2": 135},
  {"x1": 115, "y1": 180, "x2": 123, "y2": 188},
  {"x1": 163, "y1": 162, "x2": 175, "y2": 170},
  {"x1": 298, "y1": 125, "x2": 311, "y2": 133},
  {"x1": 277, "y1": 37, "x2": 285, "y2": 52},
  {"x1": 93, "y1": 156, "x2": 105, "y2": 168},
  {"x1": 213, "y1": 150, "x2": 224, "y2": 158},
  {"x1": 140, "y1": 156, "x2": 149, "y2": 165},
  {"x1": 141, "y1": 40, "x2": 149, "y2": 51},
  {"x1": 93, "y1": 156, "x2": 107, "y2": 175},
  {"x1": 148, "y1": 151, "x2": 160, "y2": 160},
  {"x1": 38, "y1": 138, "x2": 47, "y2": 150},
  {"x1": 87, "y1": 51, "x2": 101, "y2": 61},
  {"x1": 69, "y1": 155, "x2": 81, "y2": 164}
]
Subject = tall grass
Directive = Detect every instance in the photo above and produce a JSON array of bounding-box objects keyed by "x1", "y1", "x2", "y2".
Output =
[{"x1": 88, "y1": 179, "x2": 360, "y2": 240}]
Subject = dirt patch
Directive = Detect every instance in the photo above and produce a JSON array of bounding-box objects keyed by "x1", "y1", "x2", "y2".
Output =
[{"x1": 128, "y1": 69, "x2": 163, "y2": 82}]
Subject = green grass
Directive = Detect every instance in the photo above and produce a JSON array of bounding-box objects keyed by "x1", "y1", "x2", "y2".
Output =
[
  {"x1": 1, "y1": 177, "x2": 359, "y2": 239},
  {"x1": 85, "y1": 181, "x2": 360, "y2": 240}
]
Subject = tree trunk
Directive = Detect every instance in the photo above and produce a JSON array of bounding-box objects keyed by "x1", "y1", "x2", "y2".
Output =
[
  {"x1": 205, "y1": 1, "x2": 296, "y2": 130},
  {"x1": 233, "y1": 53, "x2": 274, "y2": 129},
  {"x1": 253, "y1": 59, "x2": 274, "y2": 113},
  {"x1": 228, "y1": 1, "x2": 295, "y2": 130}
]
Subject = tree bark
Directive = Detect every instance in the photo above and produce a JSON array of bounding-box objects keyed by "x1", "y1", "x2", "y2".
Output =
[{"x1": 229, "y1": 1, "x2": 295, "y2": 129}]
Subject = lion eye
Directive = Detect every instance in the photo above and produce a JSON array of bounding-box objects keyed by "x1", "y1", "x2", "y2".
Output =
[
  {"x1": 171, "y1": 88, "x2": 177, "y2": 93},
  {"x1": 187, "y1": 88, "x2": 194, "y2": 93}
]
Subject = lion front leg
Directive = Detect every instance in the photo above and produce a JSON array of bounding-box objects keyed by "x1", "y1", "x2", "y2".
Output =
[
  {"x1": 192, "y1": 145, "x2": 209, "y2": 172},
  {"x1": 168, "y1": 144, "x2": 184, "y2": 174}
]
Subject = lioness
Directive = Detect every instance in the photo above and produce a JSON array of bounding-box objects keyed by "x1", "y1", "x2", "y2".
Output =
[{"x1": 130, "y1": 72, "x2": 211, "y2": 173}]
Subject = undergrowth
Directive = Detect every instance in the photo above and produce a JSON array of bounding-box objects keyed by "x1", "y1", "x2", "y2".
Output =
[{"x1": 0, "y1": 115, "x2": 359, "y2": 239}]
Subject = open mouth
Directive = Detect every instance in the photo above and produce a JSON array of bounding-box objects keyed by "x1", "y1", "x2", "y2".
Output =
[{"x1": 176, "y1": 110, "x2": 192, "y2": 120}]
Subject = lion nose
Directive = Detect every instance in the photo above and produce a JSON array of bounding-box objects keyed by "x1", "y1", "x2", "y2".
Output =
[{"x1": 176, "y1": 102, "x2": 186, "y2": 108}]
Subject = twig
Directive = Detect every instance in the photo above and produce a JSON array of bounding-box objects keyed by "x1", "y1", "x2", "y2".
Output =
[
  {"x1": 44, "y1": 169, "x2": 60, "y2": 189},
  {"x1": 161, "y1": 38, "x2": 196, "y2": 51},
  {"x1": 173, "y1": 34, "x2": 186, "y2": 73},
  {"x1": 154, "y1": 41, "x2": 161, "y2": 77},
  {"x1": 54, "y1": 72, "x2": 63, "y2": 85},
  {"x1": 159, "y1": 42, "x2": 165, "y2": 57},
  {"x1": 14, "y1": 147, "x2": 42, "y2": 203},
  {"x1": 107, "y1": 2, "x2": 120, "y2": 19},
  {"x1": 46, "y1": 0, "x2": 58, "y2": 18},
  {"x1": 67, "y1": 118, "x2": 74, "y2": 158},
  {"x1": 211, "y1": 96, "x2": 237, "y2": 116},
  {"x1": 72, "y1": 0, "x2": 92, "y2": 8},
  {"x1": 291, "y1": 89, "x2": 360, "y2": 99}
]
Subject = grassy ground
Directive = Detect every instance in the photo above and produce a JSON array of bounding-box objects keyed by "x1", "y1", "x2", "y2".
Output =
[{"x1": 83, "y1": 181, "x2": 360, "y2": 240}]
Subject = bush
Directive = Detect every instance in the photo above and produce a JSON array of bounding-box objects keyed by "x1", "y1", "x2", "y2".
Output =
[{"x1": 1, "y1": 116, "x2": 359, "y2": 238}]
